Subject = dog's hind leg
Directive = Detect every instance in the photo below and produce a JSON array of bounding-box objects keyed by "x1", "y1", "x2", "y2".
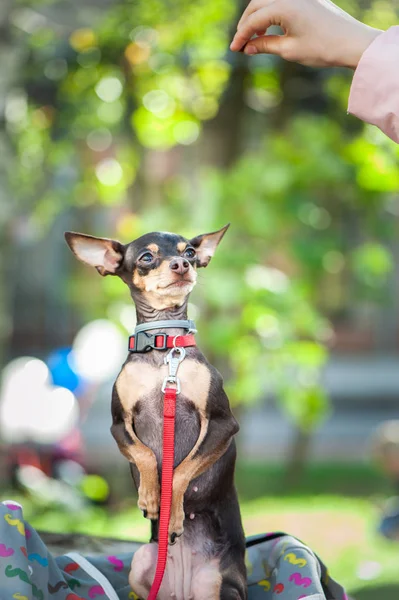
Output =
[
  {"x1": 190, "y1": 560, "x2": 223, "y2": 600},
  {"x1": 129, "y1": 543, "x2": 157, "y2": 599},
  {"x1": 217, "y1": 490, "x2": 248, "y2": 600},
  {"x1": 191, "y1": 559, "x2": 246, "y2": 600},
  {"x1": 219, "y1": 569, "x2": 248, "y2": 600}
]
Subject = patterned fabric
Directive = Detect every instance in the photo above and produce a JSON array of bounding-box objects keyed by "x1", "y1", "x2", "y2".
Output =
[
  {"x1": 245, "y1": 534, "x2": 347, "y2": 600},
  {"x1": 0, "y1": 502, "x2": 347, "y2": 600}
]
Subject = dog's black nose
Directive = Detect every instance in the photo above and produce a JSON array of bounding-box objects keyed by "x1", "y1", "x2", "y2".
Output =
[{"x1": 169, "y1": 257, "x2": 190, "y2": 275}]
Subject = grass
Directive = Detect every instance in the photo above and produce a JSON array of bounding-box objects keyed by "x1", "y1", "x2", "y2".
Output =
[
  {"x1": 235, "y1": 461, "x2": 391, "y2": 499},
  {"x1": 2, "y1": 463, "x2": 398, "y2": 599}
]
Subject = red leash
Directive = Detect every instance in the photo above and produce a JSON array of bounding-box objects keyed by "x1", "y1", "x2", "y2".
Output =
[
  {"x1": 147, "y1": 385, "x2": 177, "y2": 600},
  {"x1": 146, "y1": 338, "x2": 196, "y2": 600}
]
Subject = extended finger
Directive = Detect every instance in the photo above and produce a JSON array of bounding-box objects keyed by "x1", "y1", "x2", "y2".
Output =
[
  {"x1": 237, "y1": 0, "x2": 276, "y2": 30},
  {"x1": 230, "y1": 6, "x2": 278, "y2": 51}
]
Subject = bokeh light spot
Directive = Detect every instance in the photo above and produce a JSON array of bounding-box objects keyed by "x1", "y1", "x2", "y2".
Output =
[
  {"x1": 173, "y1": 121, "x2": 200, "y2": 145},
  {"x1": 5, "y1": 92, "x2": 27, "y2": 124},
  {"x1": 95, "y1": 77, "x2": 123, "y2": 103},
  {"x1": 125, "y1": 42, "x2": 151, "y2": 65},
  {"x1": 81, "y1": 474, "x2": 109, "y2": 502},
  {"x1": 129, "y1": 26, "x2": 158, "y2": 47},
  {"x1": 245, "y1": 265, "x2": 289, "y2": 294},
  {"x1": 143, "y1": 90, "x2": 174, "y2": 116},
  {"x1": 87, "y1": 128, "x2": 113, "y2": 152},
  {"x1": 95, "y1": 158, "x2": 123, "y2": 186},
  {"x1": 69, "y1": 28, "x2": 97, "y2": 52}
]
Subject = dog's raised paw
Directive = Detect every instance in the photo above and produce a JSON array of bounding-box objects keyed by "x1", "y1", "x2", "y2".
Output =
[
  {"x1": 168, "y1": 501, "x2": 185, "y2": 543},
  {"x1": 169, "y1": 530, "x2": 184, "y2": 545},
  {"x1": 137, "y1": 483, "x2": 160, "y2": 521},
  {"x1": 138, "y1": 503, "x2": 159, "y2": 521},
  {"x1": 168, "y1": 519, "x2": 184, "y2": 544}
]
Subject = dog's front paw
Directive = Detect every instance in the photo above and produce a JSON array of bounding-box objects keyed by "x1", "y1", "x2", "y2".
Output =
[
  {"x1": 138, "y1": 482, "x2": 160, "y2": 521},
  {"x1": 168, "y1": 502, "x2": 185, "y2": 544}
]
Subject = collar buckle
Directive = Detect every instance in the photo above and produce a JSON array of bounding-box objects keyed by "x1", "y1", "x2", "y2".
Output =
[{"x1": 129, "y1": 331, "x2": 167, "y2": 353}]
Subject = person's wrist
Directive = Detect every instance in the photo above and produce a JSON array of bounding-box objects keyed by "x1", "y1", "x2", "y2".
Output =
[{"x1": 333, "y1": 26, "x2": 384, "y2": 69}]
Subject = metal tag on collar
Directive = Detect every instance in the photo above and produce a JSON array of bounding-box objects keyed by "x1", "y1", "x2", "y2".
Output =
[{"x1": 161, "y1": 347, "x2": 186, "y2": 394}]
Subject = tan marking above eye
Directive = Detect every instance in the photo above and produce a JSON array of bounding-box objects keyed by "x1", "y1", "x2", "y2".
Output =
[
  {"x1": 177, "y1": 242, "x2": 187, "y2": 253},
  {"x1": 147, "y1": 243, "x2": 159, "y2": 253}
]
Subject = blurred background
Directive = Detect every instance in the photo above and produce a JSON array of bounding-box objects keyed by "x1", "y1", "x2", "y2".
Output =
[{"x1": 0, "y1": 0, "x2": 399, "y2": 597}]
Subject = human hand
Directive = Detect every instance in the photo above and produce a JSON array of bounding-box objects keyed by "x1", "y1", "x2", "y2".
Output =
[{"x1": 230, "y1": 0, "x2": 383, "y2": 69}]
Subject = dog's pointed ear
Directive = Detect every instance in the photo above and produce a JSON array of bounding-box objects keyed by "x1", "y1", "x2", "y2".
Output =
[
  {"x1": 64, "y1": 232, "x2": 124, "y2": 276},
  {"x1": 189, "y1": 224, "x2": 230, "y2": 268}
]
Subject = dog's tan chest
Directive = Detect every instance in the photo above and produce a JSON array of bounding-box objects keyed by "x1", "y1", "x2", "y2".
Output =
[{"x1": 116, "y1": 359, "x2": 211, "y2": 414}]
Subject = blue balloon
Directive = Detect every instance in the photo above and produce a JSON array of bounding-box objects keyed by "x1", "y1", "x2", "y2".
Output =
[{"x1": 47, "y1": 347, "x2": 81, "y2": 393}]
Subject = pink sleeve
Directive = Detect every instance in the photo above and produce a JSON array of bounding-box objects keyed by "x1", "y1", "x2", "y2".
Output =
[{"x1": 348, "y1": 26, "x2": 399, "y2": 143}]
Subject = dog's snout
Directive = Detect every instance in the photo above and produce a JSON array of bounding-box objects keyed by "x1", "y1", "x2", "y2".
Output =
[{"x1": 169, "y1": 257, "x2": 190, "y2": 275}]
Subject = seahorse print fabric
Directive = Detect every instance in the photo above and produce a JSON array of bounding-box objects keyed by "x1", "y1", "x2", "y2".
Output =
[
  {"x1": 0, "y1": 502, "x2": 347, "y2": 600},
  {"x1": 0, "y1": 501, "x2": 135, "y2": 600},
  {"x1": 245, "y1": 533, "x2": 348, "y2": 600}
]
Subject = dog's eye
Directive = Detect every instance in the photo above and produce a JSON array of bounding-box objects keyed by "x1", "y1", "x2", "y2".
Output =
[
  {"x1": 183, "y1": 247, "x2": 196, "y2": 259},
  {"x1": 139, "y1": 252, "x2": 154, "y2": 264}
]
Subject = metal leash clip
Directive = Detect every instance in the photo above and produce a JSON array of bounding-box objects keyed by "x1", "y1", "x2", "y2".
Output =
[{"x1": 162, "y1": 347, "x2": 186, "y2": 394}]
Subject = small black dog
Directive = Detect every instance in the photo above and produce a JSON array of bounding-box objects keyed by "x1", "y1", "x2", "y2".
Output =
[{"x1": 65, "y1": 226, "x2": 247, "y2": 600}]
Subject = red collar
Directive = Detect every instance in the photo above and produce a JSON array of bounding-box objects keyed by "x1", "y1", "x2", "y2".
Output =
[{"x1": 128, "y1": 331, "x2": 196, "y2": 353}]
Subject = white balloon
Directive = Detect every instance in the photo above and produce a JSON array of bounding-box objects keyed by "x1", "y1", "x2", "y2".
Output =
[
  {"x1": 73, "y1": 319, "x2": 126, "y2": 383},
  {"x1": 0, "y1": 357, "x2": 78, "y2": 443},
  {"x1": 28, "y1": 386, "x2": 79, "y2": 443}
]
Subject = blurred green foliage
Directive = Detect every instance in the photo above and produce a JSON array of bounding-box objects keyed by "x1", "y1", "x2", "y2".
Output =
[{"x1": 5, "y1": 0, "x2": 399, "y2": 438}]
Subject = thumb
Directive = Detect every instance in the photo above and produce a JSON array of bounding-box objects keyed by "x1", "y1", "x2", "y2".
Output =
[{"x1": 244, "y1": 35, "x2": 286, "y2": 56}]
